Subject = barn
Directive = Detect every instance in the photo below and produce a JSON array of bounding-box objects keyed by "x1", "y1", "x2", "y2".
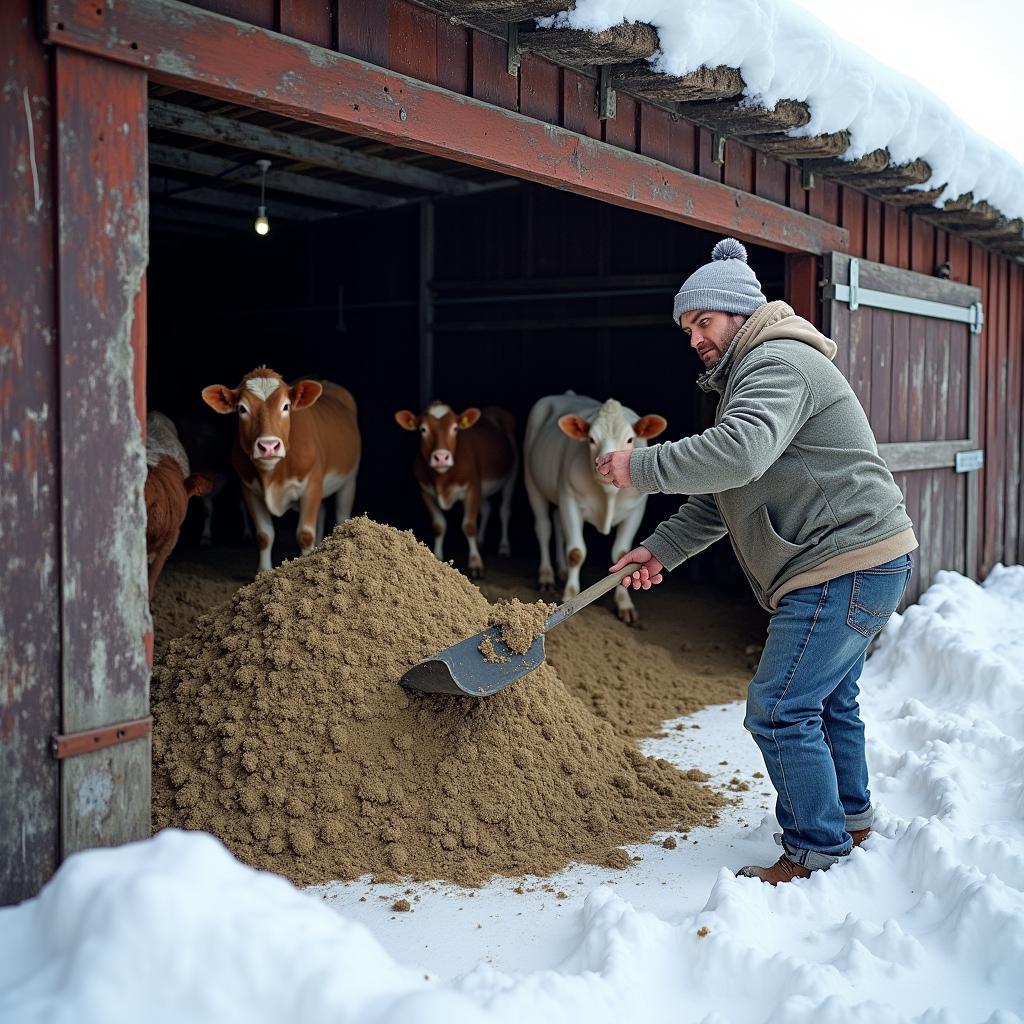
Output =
[{"x1": 3, "y1": 0, "x2": 1023, "y2": 905}]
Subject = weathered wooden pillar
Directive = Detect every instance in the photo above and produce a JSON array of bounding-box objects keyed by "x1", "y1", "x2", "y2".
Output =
[
  {"x1": 53, "y1": 46, "x2": 151, "y2": 860},
  {"x1": 1, "y1": 0, "x2": 62, "y2": 904}
]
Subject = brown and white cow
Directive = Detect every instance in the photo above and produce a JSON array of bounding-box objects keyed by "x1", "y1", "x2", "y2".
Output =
[
  {"x1": 202, "y1": 366, "x2": 361, "y2": 574},
  {"x1": 394, "y1": 401, "x2": 517, "y2": 578},
  {"x1": 145, "y1": 411, "x2": 214, "y2": 599}
]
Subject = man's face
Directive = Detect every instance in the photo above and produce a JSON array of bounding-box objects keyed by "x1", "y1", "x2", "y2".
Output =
[{"x1": 680, "y1": 310, "x2": 746, "y2": 367}]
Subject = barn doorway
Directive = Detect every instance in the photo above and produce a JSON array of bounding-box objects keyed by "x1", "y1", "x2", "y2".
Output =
[{"x1": 146, "y1": 86, "x2": 776, "y2": 644}]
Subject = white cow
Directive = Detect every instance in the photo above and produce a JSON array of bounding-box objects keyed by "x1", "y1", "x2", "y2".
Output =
[{"x1": 524, "y1": 393, "x2": 667, "y2": 623}]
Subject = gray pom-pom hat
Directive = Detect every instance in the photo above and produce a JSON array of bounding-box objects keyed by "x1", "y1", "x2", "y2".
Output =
[{"x1": 672, "y1": 238, "x2": 768, "y2": 323}]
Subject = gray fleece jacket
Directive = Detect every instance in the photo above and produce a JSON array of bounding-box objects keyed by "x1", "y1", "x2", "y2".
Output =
[{"x1": 629, "y1": 300, "x2": 917, "y2": 611}]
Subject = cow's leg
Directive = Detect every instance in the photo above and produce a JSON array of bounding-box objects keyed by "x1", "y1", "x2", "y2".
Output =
[
  {"x1": 558, "y1": 496, "x2": 586, "y2": 601},
  {"x1": 463, "y1": 483, "x2": 485, "y2": 579},
  {"x1": 553, "y1": 515, "x2": 567, "y2": 581},
  {"x1": 498, "y1": 468, "x2": 515, "y2": 558},
  {"x1": 296, "y1": 476, "x2": 324, "y2": 556},
  {"x1": 335, "y1": 468, "x2": 357, "y2": 528},
  {"x1": 421, "y1": 487, "x2": 446, "y2": 560},
  {"x1": 478, "y1": 497, "x2": 491, "y2": 548},
  {"x1": 611, "y1": 502, "x2": 646, "y2": 624},
  {"x1": 147, "y1": 539, "x2": 175, "y2": 600},
  {"x1": 525, "y1": 466, "x2": 555, "y2": 592},
  {"x1": 242, "y1": 488, "x2": 275, "y2": 574},
  {"x1": 315, "y1": 502, "x2": 327, "y2": 546},
  {"x1": 200, "y1": 495, "x2": 214, "y2": 546},
  {"x1": 239, "y1": 497, "x2": 254, "y2": 541}
]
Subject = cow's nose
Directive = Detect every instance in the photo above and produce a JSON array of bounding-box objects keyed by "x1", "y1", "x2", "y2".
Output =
[
  {"x1": 429, "y1": 449, "x2": 454, "y2": 468},
  {"x1": 256, "y1": 437, "x2": 282, "y2": 458}
]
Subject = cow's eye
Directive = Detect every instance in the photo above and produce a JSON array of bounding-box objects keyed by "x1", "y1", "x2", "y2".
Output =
[
  {"x1": 238, "y1": 406, "x2": 248, "y2": 416},
  {"x1": 419, "y1": 425, "x2": 427, "y2": 434},
  {"x1": 282, "y1": 402, "x2": 290, "y2": 413},
  {"x1": 626, "y1": 437, "x2": 634, "y2": 445}
]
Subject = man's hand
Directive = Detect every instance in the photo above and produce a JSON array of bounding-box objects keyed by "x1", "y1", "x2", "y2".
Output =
[
  {"x1": 595, "y1": 449, "x2": 633, "y2": 488},
  {"x1": 610, "y1": 546, "x2": 664, "y2": 590}
]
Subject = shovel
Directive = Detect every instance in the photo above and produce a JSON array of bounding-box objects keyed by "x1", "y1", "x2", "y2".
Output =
[{"x1": 399, "y1": 563, "x2": 642, "y2": 697}]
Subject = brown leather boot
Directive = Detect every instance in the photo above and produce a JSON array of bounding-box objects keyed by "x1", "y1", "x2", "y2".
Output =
[
  {"x1": 850, "y1": 828, "x2": 871, "y2": 847},
  {"x1": 736, "y1": 856, "x2": 813, "y2": 885}
]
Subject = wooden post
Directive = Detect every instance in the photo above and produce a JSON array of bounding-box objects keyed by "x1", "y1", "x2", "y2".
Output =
[
  {"x1": 0, "y1": 0, "x2": 62, "y2": 904},
  {"x1": 787, "y1": 253, "x2": 819, "y2": 324},
  {"x1": 54, "y1": 47, "x2": 151, "y2": 858}
]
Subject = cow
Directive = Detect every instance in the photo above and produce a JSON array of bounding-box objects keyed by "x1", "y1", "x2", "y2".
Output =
[
  {"x1": 394, "y1": 401, "x2": 517, "y2": 578},
  {"x1": 144, "y1": 411, "x2": 214, "y2": 599},
  {"x1": 201, "y1": 366, "x2": 361, "y2": 575},
  {"x1": 524, "y1": 393, "x2": 667, "y2": 623}
]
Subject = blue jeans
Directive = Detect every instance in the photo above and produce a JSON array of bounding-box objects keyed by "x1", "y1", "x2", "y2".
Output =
[{"x1": 744, "y1": 554, "x2": 913, "y2": 870}]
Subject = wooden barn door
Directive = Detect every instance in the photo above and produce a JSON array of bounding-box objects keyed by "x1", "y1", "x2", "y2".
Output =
[{"x1": 822, "y1": 254, "x2": 983, "y2": 604}]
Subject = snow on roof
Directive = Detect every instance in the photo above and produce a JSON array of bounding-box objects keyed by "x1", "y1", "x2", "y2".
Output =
[{"x1": 539, "y1": 0, "x2": 1024, "y2": 223}]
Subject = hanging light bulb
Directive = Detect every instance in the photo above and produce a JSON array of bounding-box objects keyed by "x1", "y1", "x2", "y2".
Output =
[{"x1": 254, "y1": 159, "x2": 271, "y2": 236}]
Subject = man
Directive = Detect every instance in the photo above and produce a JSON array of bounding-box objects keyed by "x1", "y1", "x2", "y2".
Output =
[{"x1": 597, "y1": 238, "x2": 916, "y2": 884}]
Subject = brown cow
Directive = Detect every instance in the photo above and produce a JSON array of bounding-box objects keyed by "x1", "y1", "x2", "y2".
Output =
[
  {"x1": 394, "y1": 401, "x2": 517, "y2": 578},
  {"x1": 145, "y1": 412, "x2": 214, "y2": 599},
  {"x1": 202, "y1": 366, "x2": 360, "y2": 574}
]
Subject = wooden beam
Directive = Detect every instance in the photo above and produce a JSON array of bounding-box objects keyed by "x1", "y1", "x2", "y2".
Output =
[
  {"x1": 148, "y1": 143, "x2": 402, "y2": 208},
  {"x1": 422, "y1": 0, "x2": 567, "y2": 20},
  {"x1": 149, "y1": 173, "x2": 334, "y2": 220},
  {"x1": 613, "y1": 63, "x2": 744, "y2": 103},
  {"x1": 518, "y1": 23, "x2": 659, "y2": 66},
  {"x1": 872, "y1": 185, "x2": 945, "y2": 208},
  {"x1": 961, "y1": 218, "x2": 1023, "y2": 243},
  {"x1": 46, "y1": 0, "x2": 847, "y2": 255},
  {"x1": 681, "y1": 99, "x2": 810, "y2": 136},
  {"x1": 747, "y1": 130, "x2": 850, "y2": 160},
  {"x1": 802, "y1": 148, "x2": 889, "y2": 179},
  {"x1": 927, "y1": 199, "x2": 1002, "y2": 230},
  {"x1": 149, "y1": 100, "x2": 477, "y2": 195},
  {"x1": 843, "y1": 158, "x2": 932, "y2": 191}
]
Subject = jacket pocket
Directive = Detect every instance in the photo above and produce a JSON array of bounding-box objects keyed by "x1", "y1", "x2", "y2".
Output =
[
  {"x1": 751, "y1": 503, "x2": 804, "y2": 588},
  {"x1": 846, "y1": 557, "x2": 913, "y2": 638}
]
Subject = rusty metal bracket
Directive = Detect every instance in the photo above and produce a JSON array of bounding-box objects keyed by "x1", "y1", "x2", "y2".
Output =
[
  {"x1": 597, "y1": 65, "x2": 616, "y2": 120},
  {"x1": 51, "y1": 716, "x2": 152, "y2": 759},
  {"x1": 506, "y1": 23, "x2": 520, "y2": 77}
]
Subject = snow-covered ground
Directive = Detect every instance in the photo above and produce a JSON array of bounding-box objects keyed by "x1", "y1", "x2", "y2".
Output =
[
  {"x1": 3, "y1": 567, "x2": 1024, "y2": 1023},
  {"x1": 539, "y1": 0, "x2": 1024, "y2": 222}
]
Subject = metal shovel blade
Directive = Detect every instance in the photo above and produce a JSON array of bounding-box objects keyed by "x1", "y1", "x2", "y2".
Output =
[
  {"x1": 399, "y1": 562, "x2": 641, "y2": 698},
  {"x1": 399, "y1": 625, "x2": 546, "y2": 697}
]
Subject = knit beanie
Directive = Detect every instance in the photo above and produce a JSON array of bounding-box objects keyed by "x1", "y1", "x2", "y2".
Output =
[{"x1": 672, "y1": 238, "x2": 767, "y2": 323}]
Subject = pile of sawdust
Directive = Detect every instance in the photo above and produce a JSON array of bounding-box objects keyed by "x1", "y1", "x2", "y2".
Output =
[
  {"x1": 151, "y1": 561, "x2": 242, "y2": 660},
  {"x1": 488, "y1": 598, "x2": 554, "y2": 654},
  {"x1": 546, "y1": 617, "x2": 747, "y2": 740},
  {"x1": 152, "y1": 518, "x2": 722, "y2": 886}
]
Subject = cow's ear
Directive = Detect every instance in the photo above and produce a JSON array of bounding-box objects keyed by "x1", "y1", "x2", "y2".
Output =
[
  {"x1": 201, "y1": 385, "x2": 239, "y2": 414},
  {"x1": 458, "y1": 408, "x2": 481, "y2": 430},
  {"x1": 290, "y1": 380, "x2": 323, "y2": 410},
  {"x1": 184, "y1": 472, "x2": 216, "y2": 499},
  {"x1": 634, "y1": 414, "x2": 667, "y2": 439},
  {"x1": 558, "y1": 414, "x2": 591, "y2": 440},
  {"x1": 394, "y1": 410, "x2": 419, "y2": 431}
]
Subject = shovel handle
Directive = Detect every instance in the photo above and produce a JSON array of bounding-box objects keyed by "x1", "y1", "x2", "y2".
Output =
[{"x1": 544, "y1": 562, "x2": 643, "y2": 631}]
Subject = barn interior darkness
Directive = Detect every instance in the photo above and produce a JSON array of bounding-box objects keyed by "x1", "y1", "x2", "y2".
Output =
[{"x1": 148, "y1": 132, "x2": 783, "y2": 602}]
